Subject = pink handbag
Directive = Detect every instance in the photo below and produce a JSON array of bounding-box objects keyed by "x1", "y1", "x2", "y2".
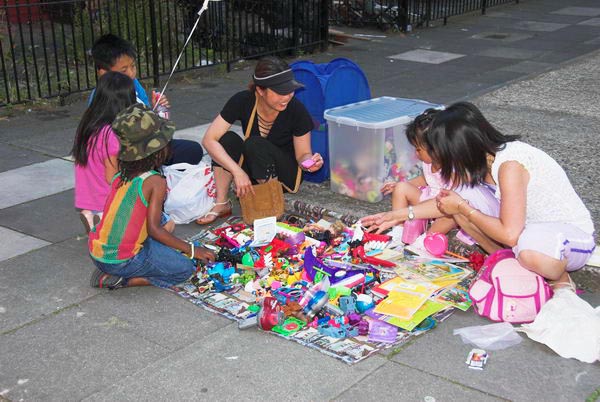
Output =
[{"x1": 468, "y1": 249, "x2": 553, "y2": 324}]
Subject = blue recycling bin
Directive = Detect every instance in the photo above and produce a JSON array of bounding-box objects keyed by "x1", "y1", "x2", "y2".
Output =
[{"x1": 292, "y1": 58, "x2": 371, "y2": 183}]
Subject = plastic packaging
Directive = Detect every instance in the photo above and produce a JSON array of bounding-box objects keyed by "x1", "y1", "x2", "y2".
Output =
[
  {"x1": 153, "y1": 90, "x2": 170, "y2": 120},
  {"x1": 453, "y1": 322, "x2": 522, "y2": 350},
  {"x1": 518, "y1": 289, "x2": 600, "y2": 363},
  {"x1": 298, "y1": 276, "x2": 330, "y2": 307}
]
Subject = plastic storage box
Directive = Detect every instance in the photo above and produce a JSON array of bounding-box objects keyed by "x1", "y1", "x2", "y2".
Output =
[{"x1": 324, "y1": 97, "x2": 443, "y2": 202}]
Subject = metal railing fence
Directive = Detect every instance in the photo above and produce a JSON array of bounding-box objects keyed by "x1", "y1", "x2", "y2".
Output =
[
  {"x1": 329, "y1": 0, "x2": 519, "y2": 32},
  {"x1": 1, "y1": 0, "x2": 327, "y2": 105}
]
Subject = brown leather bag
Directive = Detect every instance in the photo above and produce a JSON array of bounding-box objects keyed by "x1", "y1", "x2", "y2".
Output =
[{"x1": 239, "y1": 179, "x2": 285, "y2": 224}]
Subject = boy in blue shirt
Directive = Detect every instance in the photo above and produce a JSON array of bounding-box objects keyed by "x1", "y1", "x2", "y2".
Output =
[{"x1": 89, "y1": 34, "x2": 203, "y2": 165}]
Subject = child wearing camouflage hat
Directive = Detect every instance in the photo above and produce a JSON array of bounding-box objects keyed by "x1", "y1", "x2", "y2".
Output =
[{"x1": 88, "y1": 104, "x2": 215, "y2": 289}]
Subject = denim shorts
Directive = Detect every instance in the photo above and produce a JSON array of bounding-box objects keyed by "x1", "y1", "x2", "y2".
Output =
[{"x1": 92, "y1": 237, "x2": 195, "y2": 288}]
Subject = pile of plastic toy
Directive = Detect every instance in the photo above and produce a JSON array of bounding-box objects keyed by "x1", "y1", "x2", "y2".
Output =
[{"x1": 178, "y1": 213, "x2": 475, "y2": 364}]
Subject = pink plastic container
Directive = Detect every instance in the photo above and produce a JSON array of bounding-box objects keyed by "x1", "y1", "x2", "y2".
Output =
[{"x1": 401, "y1": 218, "x2": 427, "y2": 244}]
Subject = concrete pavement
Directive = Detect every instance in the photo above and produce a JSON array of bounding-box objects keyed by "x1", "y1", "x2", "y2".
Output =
[{"x1": 1, "y1": 0, "x2": 599, "y2": 400}]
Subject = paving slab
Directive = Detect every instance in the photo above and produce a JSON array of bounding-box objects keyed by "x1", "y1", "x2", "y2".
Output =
[
  {"x1": 83, "y1": 324, "x2": 387, "y2": 401},
  {"x1": 551, "y1": 7, "x2": 600, "y2": 17},
  {"x1": 513, "y1": 20, "x2": 570, "y2": 32},
  {"x1": 0, "y1": 189, "x2": 83, "y2": 243},
  {"x1": 84, "y1": 287, "x2": 232, "y2": 352},
  {"x1": 0, "y1": 238, "x2": 95, "y2": 333},
  {"x1": 578, "y1": 17, "x2": 600, "y2": 27},
  {"x1": 0, "y1": 159, "x2": 74, "y2": 210},
  {"x1": 0, "y1": 226, "x2": 50, "y2": 262},
  {"x1": 335, "y1": 361, "x2": 505, "y2": 401},
  {"x1": 0, "y1": 143, "x2": 52, "y2": 173},
  {"x1": 584, "y1": 35, "x2": 600, "y2": 45},
  {"x1": 537, "y1": 23, "x2": 600, "y2": 44},
  {"x1": 498, "y1": 60, "x2": 554, "y2": 74},
  {"x1": 388, "y1": 49, "x2": 466, "y2": 64},
  {"x1": 174, "y1": 123, "x2": 242, "y2": 143},
  {"x1": 1, "y1": 126, "x2": 78, "y2": 158},
  {"x1": 470, "y1": 31, "x2": 534, "y2": 43},
  {"x1": 390, "y1": 296, "x2": 600, "y2": 401},
  {"x1": 477, "y1": 46, "x2": 546, "y2": 60},
  {"x1": 0, "y1": 303, "x2": 171, "y2": 402}
]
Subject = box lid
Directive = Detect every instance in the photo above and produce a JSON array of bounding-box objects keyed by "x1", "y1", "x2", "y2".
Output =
[{"x1": 324, "y1": 96, "x2": 443, "y2": 128}]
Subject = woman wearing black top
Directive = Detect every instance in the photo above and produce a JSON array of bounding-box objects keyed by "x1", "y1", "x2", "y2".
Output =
[{"x1": 198, "y1": 56, "x2": 324, "y2": 224}]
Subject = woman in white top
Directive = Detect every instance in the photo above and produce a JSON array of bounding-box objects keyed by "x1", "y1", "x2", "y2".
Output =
[{"x1": 431, "y1": 102, "x2": 595, "y2": 290}]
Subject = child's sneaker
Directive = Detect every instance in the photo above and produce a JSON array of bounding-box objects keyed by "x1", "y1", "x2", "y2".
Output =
[{"x1": 90, "y1": 268, "x2": 126, "y2": 290}]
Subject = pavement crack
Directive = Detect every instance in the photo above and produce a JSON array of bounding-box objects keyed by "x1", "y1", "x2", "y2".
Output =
[
  {"x1": 388, "y1": 360, "x2": 511, "y2": 401},
  {"x1": 1, "y1": 294, "x2": 100, "y2": 335}
]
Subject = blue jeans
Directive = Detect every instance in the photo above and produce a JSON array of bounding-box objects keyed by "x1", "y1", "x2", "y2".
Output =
[{"x1": 92, "y1": 238, "x2": 195, "y2": 288}]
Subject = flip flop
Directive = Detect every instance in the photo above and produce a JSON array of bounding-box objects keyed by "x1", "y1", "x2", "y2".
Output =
[
  {"x1": 196, "y1": 200, "x2": 232, "y2": 225},
  {"x1": 79, "y1": 211, "x2": 94, "y2": 234}
]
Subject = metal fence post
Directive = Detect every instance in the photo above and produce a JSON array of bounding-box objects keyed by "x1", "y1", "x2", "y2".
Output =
[
  {"x1": 482, "y1": 0, "x2": 487, "y2": 15},
  {"x1": 148, "y1": 0, "x2": 160, "y2": 88},
  {"x1": 426, "y1": 0, "x2": 432, "y2": 27},
  {"x1": 292, "y1": 0, "x2": 299, "y2": 57},
  {"x1": 400, "y1": 0, "x2": 408, "y2": 32},
  {"x1": 321, "y1": 0, "x2": 329, "y2": 51}
]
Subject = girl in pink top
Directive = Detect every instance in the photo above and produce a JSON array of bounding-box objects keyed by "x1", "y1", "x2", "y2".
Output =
[
  {"x1": 72, "y1": 72, "x2": 136, "y2": 232},
  {"x1": 365, "y1": 109, "x2": 499, "y2": 239}
]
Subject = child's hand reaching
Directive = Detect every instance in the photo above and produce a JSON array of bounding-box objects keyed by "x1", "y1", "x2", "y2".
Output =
[
  {"x1": 380, "y1": 182, "x2": 397, "y2": 195},
  {"x1": 194, "y1": 246, "x2": 216, "y2": 263},
  {"x1": 361, "y1": 211, "x2": 401, "y2": 234}
]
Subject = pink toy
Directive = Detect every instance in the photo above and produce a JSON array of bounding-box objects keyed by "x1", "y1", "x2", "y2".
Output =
[
  {"x1": 424, "y1": 232, "x2": 448, "y2": 257},
  {"x1": 301, "y1": 159, "x2": 316, "y2": 169},
  {"x1": 401, "y1": 218, "x2": 427, "y2": 244}
]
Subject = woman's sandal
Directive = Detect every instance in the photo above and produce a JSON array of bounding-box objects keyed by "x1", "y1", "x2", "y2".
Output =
[
  {"x1": 79, "y1": 211, "x2": 94, "y2": 234},
  {"x1": 195, "y1": 199, "x2": 233, "y2": 225}
]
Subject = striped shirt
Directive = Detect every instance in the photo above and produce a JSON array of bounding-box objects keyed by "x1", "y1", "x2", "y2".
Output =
[{"x1": 89, "y1": 171, "x2": 158, "y2": 263}]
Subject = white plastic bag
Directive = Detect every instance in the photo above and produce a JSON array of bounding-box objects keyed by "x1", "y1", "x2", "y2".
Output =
[
  {"x1": 454, "y1": 322, "x2": 522, "y2": 350},
  {"x1": 518, "y1": 289, "x2": 600, "y2": 363},
  {"x1": 163, "y1": 162, "x2": 216, "y2": 224}
]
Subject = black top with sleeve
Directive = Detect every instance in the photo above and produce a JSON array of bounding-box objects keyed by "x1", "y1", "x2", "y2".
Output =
[{"x1": 220, "y1": 90, "x2": 314, "y2": 156}]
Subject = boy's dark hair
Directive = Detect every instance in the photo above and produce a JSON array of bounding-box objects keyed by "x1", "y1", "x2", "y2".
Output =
[
  {"x1": 425, "y1": 102, "x2": 520, "y2": 187},
  {"x1": 72, "y1": 72, "x2": 136, "y2": 166},
  {"x1": 119, "y1": 145, "x2": 172, "y2": 184},
  {"x1": 406, "y1": 108, "x2": 439, "y2": 148},
  {"x1": 91, "y1": 34, "x2": 137, "y2": 71}
]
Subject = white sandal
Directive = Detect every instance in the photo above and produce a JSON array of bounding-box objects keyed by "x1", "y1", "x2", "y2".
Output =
[{"x1": 195, "y1": 200, "x2": 232, "y2": 225}]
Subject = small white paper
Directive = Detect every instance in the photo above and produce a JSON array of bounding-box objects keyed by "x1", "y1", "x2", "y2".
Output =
[
  {"x1": 315, "y1": 219, "x2": 332, "y2": 230},
  {"x1": 250, "y1": 216, "x2": 277, "y2": 247}
]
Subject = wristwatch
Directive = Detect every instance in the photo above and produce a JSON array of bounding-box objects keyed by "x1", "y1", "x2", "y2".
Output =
[{"x1": 407, "y1": 206, "x2": 415, "y2": 221}]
